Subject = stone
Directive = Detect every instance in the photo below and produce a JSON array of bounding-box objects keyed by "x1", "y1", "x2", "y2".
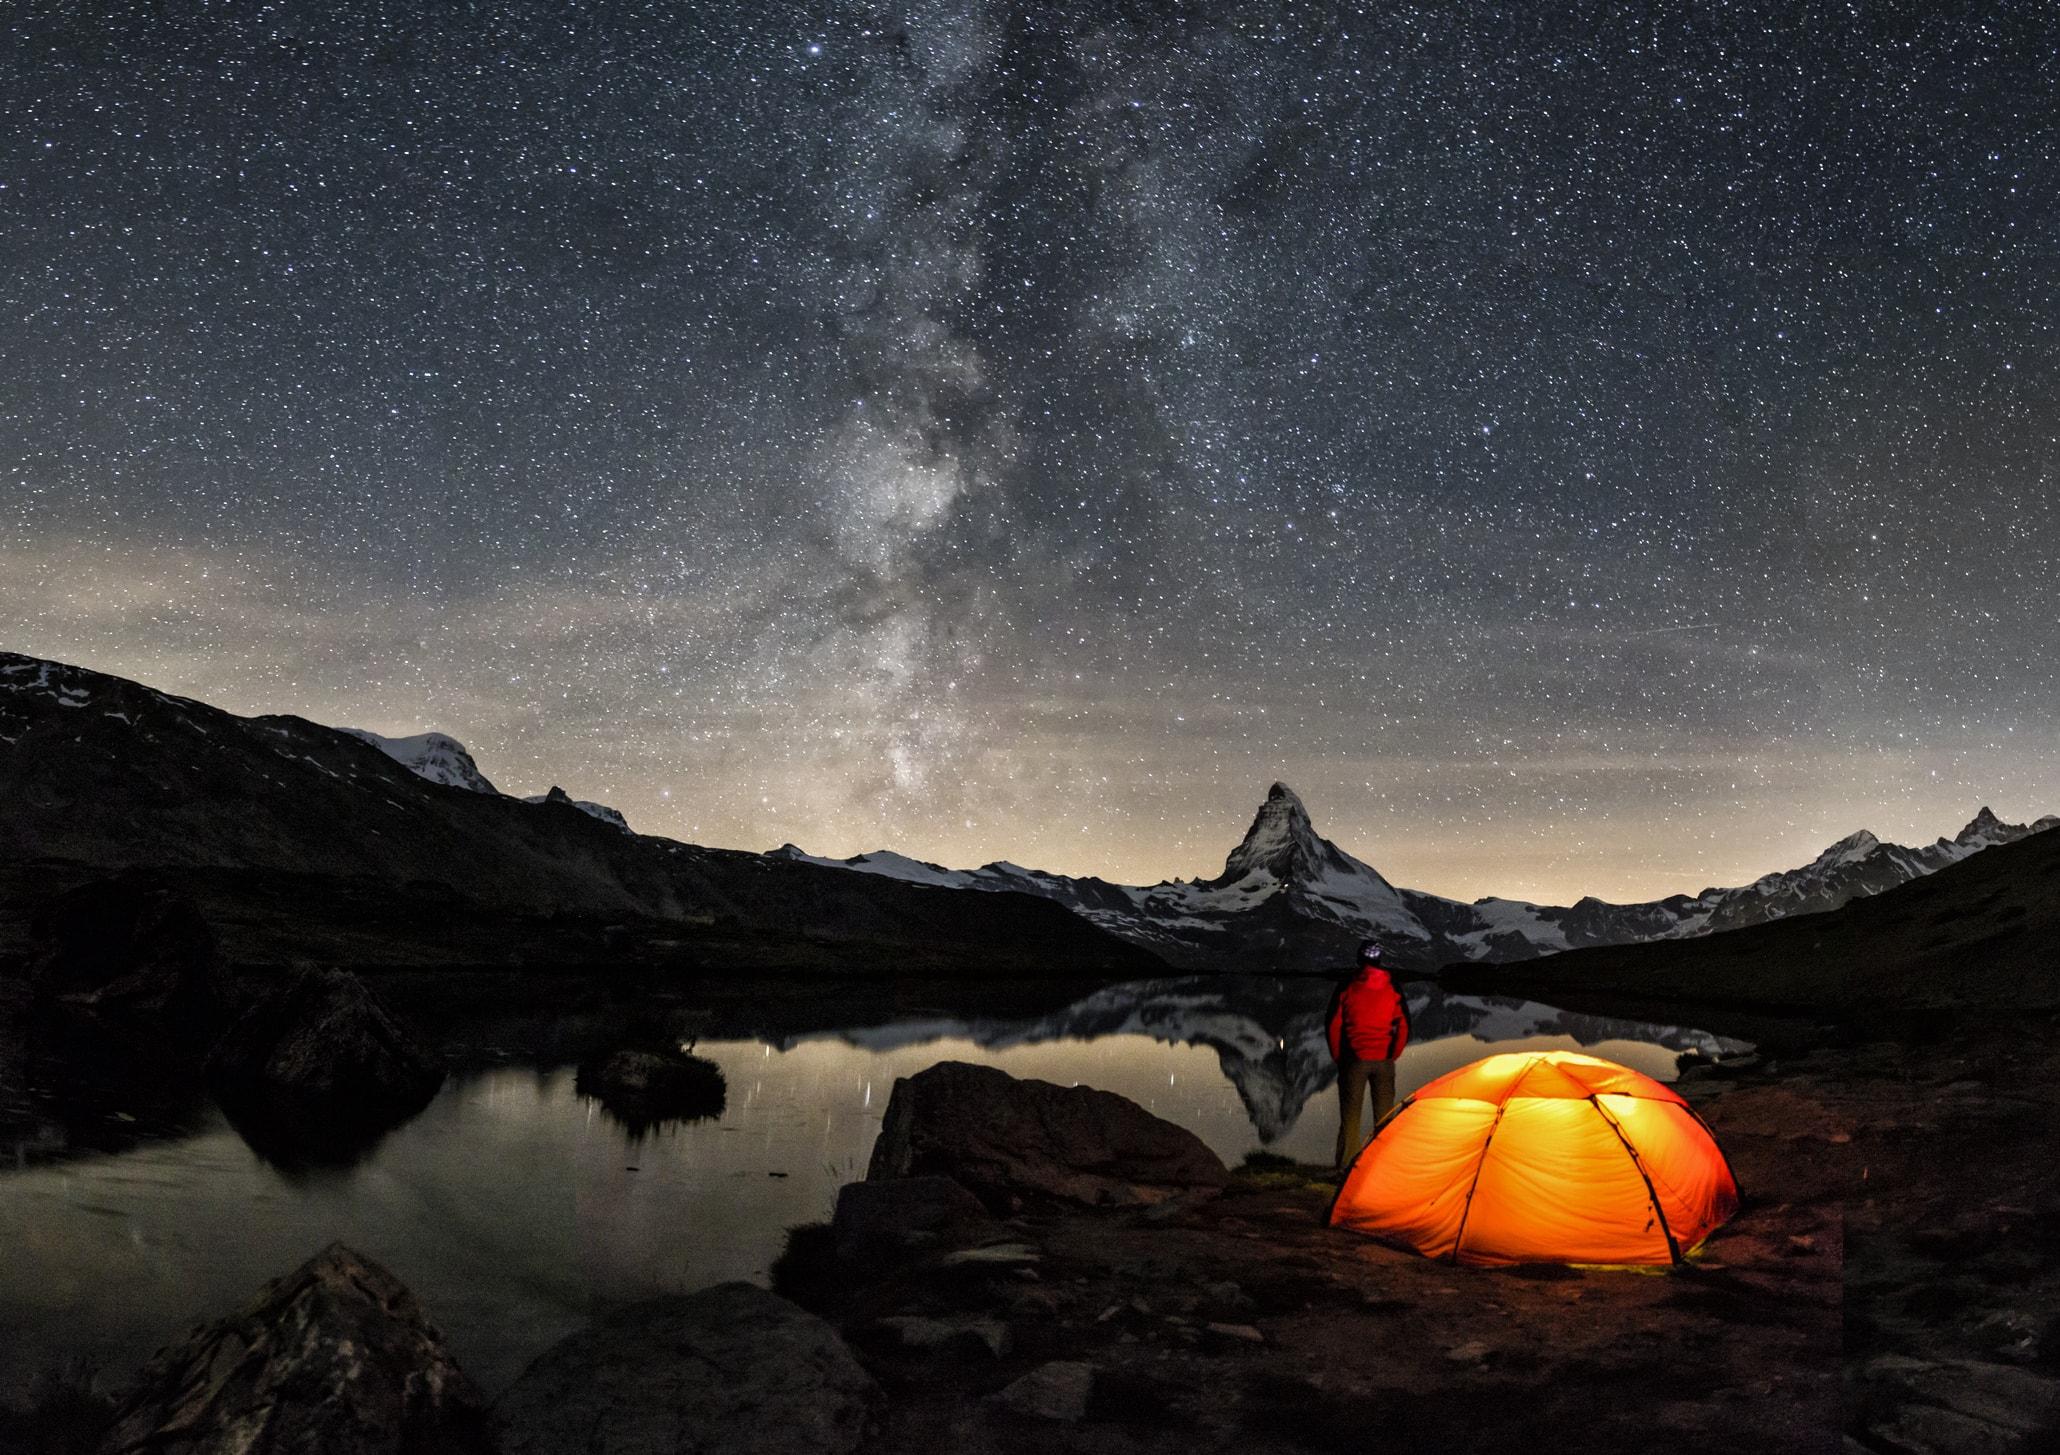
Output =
[
  {"x1": 1206, "y1": 1322, "x2": 1265, "y2": 1345},
  {"x1": 867, "y1": 1061, "x2": 1230, "y2": 1208},
  {"x1": 1446, "y1": 1340, "x2": 1493, "y2": 1364},
  {"x1": 936, "y1": 1242, "x2": 1041, "y2": 1270},
  {"x1": 1140, "y1": 1186, "x2": 1222, "y2": 1223},
  {"x1": 28, "y1": 873, "x2": 220, "y2": 1015},
  {"x1": 1857, "y1": 1355, "x2": 2060, "y2": 1446},
  {"x1": 495, "y1": 1282, "x2": 877, "y2": 1455},
  {"x1": 97, "y1": 1242, "x2": 492, "y2": 1454},
  {"x1": 205, "y1": 967, "x2": 443, "y2": 1163},
  {"x1": 990, "y1": 1361, "x2": 1095, "y2": 1423},
  {"x1": 873, "y1": 1314, "x2": 1012, "y2": 1358},
  {"x1": 574, "y1": 1047, "x2": 726, "y2": 1129},
  {"x1": 831, "y1": 1174, "x2": 993, "y2": 1266}
]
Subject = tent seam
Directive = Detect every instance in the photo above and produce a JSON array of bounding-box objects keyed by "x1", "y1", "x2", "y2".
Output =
[
  {"x1": 1446, "y1": 1103, "x2": 1507, "y2": 1263},
  {"x1": 1589, "y1": 1094, "x2": 1684, "y2": 1265}
]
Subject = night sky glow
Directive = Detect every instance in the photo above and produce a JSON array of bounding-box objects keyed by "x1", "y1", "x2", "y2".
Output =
[{"x1": 4, "y1": 2, "x2": 2057, "y2": 903}]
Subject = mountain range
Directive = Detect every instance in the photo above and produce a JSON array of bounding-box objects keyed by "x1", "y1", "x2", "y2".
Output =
[
  {"x1": 4, "y1": 649, "x2": 2049, "y2": 978},
  {"x1": 339, "y1": 727, "x2": 632, "y2": 830},
  {"x1": 1441, "y1": 789, "x2": 2060, "y2": 1021},
  {"x1": 0, "y1": 652, "x2": 1152, "y2": 977},
  {"x1": 776, "y1": 781, "x2": 2056, "y2": 971}
]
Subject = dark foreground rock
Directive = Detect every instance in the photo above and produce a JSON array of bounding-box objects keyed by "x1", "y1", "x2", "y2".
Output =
[
  {"x1": 205, "y1": 966, "x2": 444, "y2": 1163},
  {"x1": 96, "y1": 1242, "x2": 492, "y2": 1455},
  {"x1": 1836, "y1": 1018, "x2": 2060, "y2": 1453},
  {"x1": 494, "y1": 1282, "x2": 878, "y2": 1455},
  {"x1": 867, "y1": 1061, "x2": 1230, "y2": 1208},
  {"x1": 28, "y1": 874, "x2": 220, "y2": 1015},
  {"x1": 574, "y1": 1046, "x2": 726, "y2": 1129},
  {"x1": 834, "y1": 1175, "x2": 996, "y2": 1267}
]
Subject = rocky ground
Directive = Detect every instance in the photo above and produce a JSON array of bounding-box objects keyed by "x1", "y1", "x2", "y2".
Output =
[
  {"x1": 776, "y1": 1054, "x2": 1848, "y2": 1455},
  {"x1": 766, "y1": 1015, "x2": 2057, "y2": 1455},
  {"x1": 1841, "y1": 1013, "x2": 2060, "y2": 1453},
  {"x1": 10, "y1": 1015, "x2": 2059, "y2": 1453}
]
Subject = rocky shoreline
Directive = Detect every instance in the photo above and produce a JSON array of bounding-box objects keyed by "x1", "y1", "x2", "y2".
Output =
[
  {"x1": 6, "y1": 962, "x2": 2055, "y2": 1452},
  {"x1": 15, "y1": 1045, "x2": 1864, "y2": 1455}
]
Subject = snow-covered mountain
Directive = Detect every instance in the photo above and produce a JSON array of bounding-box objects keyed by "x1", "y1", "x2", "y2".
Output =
[
  {"x1": 341, "y1": 729, "x2": 500, "y2": 794},
  {"x1": 776, "y1": 783, "x2": 2058, "y2": 971},
  {"x1": 340, "y1": 727, "x2": 631, "y2": 831}
]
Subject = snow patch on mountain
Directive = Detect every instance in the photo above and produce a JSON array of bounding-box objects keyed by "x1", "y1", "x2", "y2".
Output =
[
  {"x1": 770, "y1": 845, "x2": 977, "y2": 889},
  {"x1": 1447, "y1": 897, "x2": 1574, "y2": 958},
  {"x1": 524, "y1": 786, "x2": 633, "y2": 833},
  {"x1": 341, "y1": 728, "x2": 499, "y2": 794},
  {"x1": 338, "y1": 727, "x2": 632, "y2": 830}
]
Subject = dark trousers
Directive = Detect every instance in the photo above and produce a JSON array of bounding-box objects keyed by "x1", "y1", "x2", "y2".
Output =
[{"x1": 1335, "y1": 1057, "x2": 1398, "y2": 1170}]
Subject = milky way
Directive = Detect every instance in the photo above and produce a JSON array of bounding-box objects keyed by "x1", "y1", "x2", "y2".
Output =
[{"x1": 4, "y1": 2, "x2": 2057, "y2": 901}]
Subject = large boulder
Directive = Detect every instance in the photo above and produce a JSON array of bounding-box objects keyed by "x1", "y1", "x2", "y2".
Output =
[
  {"x1": 495, "y1": 1282, "x2": 877, "y2": 1455},
  {"x1": 28, "y1": 873, "x2": 220, "y2": 1015},
  {"x1": 97, "y1": 1242, "x2": 492, "y2": 1454},
  {"x1": 866, "y1": 1061, "x2": 1230, "y2": 1208},
  {"x1": 206, "y1": 967, "x2": 444, "y2": 1164},
  {"x1": 832, "y1": 1174, "x2": 995, "y2": 1266}
]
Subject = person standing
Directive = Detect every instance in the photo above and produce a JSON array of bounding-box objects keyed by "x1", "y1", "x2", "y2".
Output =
[{"x1": 1328, "y1": 938, "x2": 1411, "y2": 1170}]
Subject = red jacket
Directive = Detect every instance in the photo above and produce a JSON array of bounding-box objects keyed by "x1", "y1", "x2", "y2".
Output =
[{"x1": 1327, "y1": 964, "x2": 1410, "y2": 1062}]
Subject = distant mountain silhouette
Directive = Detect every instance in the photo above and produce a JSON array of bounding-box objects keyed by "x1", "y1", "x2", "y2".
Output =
[
  {"x1": 779, "y1": 782, "x2": 2055, "y2": 971},
  {"x1": 1443, "y1": 810, "x2": 2060, "y2": 1019},
  {"x1": 0, "y1": 652, "x2": 1156, "y2": 977}
]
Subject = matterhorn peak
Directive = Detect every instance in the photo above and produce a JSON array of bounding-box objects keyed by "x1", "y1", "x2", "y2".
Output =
[{"x1": 1217, "y1": 782, "x2": 1329, "y2": 885}]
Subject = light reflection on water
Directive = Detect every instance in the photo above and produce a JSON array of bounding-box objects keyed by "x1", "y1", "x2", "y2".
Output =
[{"x1": 0, "y1": 981, "x2": 1742, "y2": 1399}]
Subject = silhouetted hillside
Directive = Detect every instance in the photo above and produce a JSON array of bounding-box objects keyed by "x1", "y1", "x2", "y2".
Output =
[
  {"x1": 1443, "y1": 815, "x2": 2060, "y2": 1020},
  {"x1": 0, "y1": 654, "x2": 1157, "y2": 977}
]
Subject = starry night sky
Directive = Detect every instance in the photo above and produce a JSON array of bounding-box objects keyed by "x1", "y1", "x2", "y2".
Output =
[{"x1": 4, "y1": 1, "x2": 2057, "y2": 902}]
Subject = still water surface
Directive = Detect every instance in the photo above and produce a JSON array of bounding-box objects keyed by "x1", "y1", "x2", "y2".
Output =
[{"x1": 0, "y1": 977, "x2": 1745, "y2": 1398}]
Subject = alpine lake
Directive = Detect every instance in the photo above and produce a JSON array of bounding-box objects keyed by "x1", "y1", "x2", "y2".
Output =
[{"x1": 0, "y1": 974, "x2": 1748, "y2": 1401}]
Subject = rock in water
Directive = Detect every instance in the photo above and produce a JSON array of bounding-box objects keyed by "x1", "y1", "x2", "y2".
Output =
[
  {"x1": 206, "y1": 967, "x2": 444, "y2": 1163},
  {"x1": 866, "y1": 1061, "x2": 1230, "y2": 1208},
  {"x1": 574, "y1": 1047, "x2": 726, "y2": 1130},
  {"x1": 495, "y1": 1282, "x2": 877, "y2": 1455},
  {"x1": 97, "y1": 1242, "x2": 492, "y2": 1455},
  {"x1": 28, "y1": 873, "x2": 220, "y2": 1014}
]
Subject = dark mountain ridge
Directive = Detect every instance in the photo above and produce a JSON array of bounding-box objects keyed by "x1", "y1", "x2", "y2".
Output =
[
  {"x1": 1441, "y1": 806, "x2": 2060, "y2": 1021},
  {"x1": 0, "y1": 653, "x2": 1155, "y2": 977}
]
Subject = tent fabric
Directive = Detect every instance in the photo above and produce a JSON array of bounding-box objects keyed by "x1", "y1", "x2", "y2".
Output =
[{"x1": 1329, "y1": 1050, "x2": 1739, "y2": 1267}]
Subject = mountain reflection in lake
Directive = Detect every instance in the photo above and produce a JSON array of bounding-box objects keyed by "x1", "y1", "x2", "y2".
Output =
[{"x1": 0, "y1": 976, "x2": 1746, "y2": 1401}]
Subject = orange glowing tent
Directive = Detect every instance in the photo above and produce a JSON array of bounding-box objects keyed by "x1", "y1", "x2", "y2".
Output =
[{"x1": 1329, "y1": 1050, "x2": 1739, "y2": 1267}]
